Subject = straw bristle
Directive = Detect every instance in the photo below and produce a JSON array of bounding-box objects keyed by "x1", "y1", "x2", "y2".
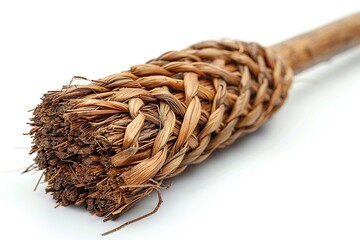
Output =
[{"x1": 30, "y1": 41, "x2": 292, "y2": 222}]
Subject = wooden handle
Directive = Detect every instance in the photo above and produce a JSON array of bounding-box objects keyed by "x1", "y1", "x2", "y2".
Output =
[{"x1": 270, "y1": 12, "x2": 360, "y2": 74}]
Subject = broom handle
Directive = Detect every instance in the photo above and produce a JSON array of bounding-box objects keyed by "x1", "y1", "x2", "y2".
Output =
[{"x1": 270, "y1": 12, "x2": 360, "y2": 74}]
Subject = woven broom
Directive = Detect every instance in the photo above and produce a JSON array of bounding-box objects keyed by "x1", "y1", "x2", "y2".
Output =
[{"x1": 28, "y1": 12, "x2": 360, "y2": 235}]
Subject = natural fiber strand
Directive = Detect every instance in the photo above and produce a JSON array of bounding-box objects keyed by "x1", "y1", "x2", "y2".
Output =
[
  {"x1": 29, "y1": 40, "x2": 292, "y2": 233},
  {"x1": 102, "y1": 188, "x2": 163, "y2": 236}
]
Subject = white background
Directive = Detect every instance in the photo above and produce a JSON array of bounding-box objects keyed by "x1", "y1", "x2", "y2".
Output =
[{"x1": 1, "y1": 1, "x2": 360, "y2": 239}]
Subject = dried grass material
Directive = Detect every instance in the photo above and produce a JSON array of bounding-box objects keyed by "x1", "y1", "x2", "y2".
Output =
[{"x1": 30, "y1": 41, "x2": 292, "y2": 227}]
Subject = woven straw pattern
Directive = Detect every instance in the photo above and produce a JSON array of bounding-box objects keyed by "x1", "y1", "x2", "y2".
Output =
[{"x1": 30, "y1": 41, "x2": 292, "y2": 220}]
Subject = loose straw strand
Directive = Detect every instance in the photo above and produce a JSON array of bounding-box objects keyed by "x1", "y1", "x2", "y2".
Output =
[{"x1": 102, "y1": 188, "x2": 163, "y2": 236}]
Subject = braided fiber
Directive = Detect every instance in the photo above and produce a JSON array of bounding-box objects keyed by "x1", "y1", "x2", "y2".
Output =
[{"x1": 30, "y1": 41, "x2": 292, "y2": 221}]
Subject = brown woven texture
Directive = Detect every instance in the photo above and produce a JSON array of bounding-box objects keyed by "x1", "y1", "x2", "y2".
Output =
[{"x1": 30, "y1": 40, "x2": 292, "y2": 222}]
